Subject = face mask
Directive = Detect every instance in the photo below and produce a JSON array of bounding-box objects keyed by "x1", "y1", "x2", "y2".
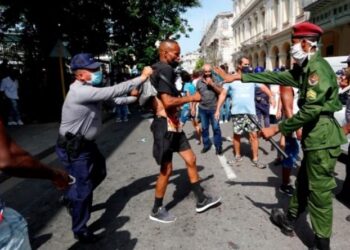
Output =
[
  {"x1": 241, "y1": 66, "x2": 250, "y2": 74},
  {"x1": 170, "y1": 61, "x2": 179, "y2": 69},
  {"x1": 290, "y1": 42, "x2": 308, "y2": 66},
  {"x1": 87, "y1": 71, "x2": 103, "y2": 86}
]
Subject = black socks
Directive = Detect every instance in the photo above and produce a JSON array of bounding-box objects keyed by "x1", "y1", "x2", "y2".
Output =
[
  {"x1": 191, "y1": 181, "x2": 206, "y2": 203},
  {"x1": 152, "y1": 198, "x2": 163, "y2": 214}
]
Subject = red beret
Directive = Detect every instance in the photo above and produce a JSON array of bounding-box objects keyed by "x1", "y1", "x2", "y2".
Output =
[{"x1": 292, "y1": 22, "x2": 323, "y2": 38}]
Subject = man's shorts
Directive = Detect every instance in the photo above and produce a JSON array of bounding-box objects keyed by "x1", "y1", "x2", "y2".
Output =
[
  {"x1": 180, "y1": 107, "x2": 194, "y2": 124},
  {"x1": 151, "y1": 116, "x2": 191, "y2": 165},
  {"x1": 282, "y1": 136, "x2": 299, "y2": 169},
  {"x1": 232, "y1": 114, "x2": 258, "y2": 135}
]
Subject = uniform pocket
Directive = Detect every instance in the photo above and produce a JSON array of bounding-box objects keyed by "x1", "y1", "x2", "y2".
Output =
[{"x1": 328, "y1": 147, "x2": 341, "y2": 158}]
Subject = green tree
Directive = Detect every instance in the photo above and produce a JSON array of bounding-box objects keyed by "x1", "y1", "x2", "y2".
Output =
[
  {"x1": 195, "y1": 57, "x2": 205, "y2": 70},
  {"x1": 0, "y1": 0, "x2": 200, "y2": 121}
]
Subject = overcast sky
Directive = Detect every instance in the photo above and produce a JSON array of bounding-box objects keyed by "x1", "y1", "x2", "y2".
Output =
[{"x1": 178, "y1": 0, "x2": 233, "y2": 55}]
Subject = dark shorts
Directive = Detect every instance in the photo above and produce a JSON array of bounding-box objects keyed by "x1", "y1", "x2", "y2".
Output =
[{"x1": 151, "y1": 116, "x2": 191, "y2": 165}]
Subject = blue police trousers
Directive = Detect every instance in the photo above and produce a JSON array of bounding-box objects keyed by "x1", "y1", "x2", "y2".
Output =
[{"x1": 56, "y1": 142, "x2": 106, "y2": 234}]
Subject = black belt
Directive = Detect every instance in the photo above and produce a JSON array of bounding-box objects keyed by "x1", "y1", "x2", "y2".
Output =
[{"x1": 319, "y1": 112, "x2": 333, "y2": 118}]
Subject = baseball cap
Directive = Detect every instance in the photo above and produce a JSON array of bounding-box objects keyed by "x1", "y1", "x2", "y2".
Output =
[
  {"x1": 341, "y1": 55, "x2": 350, "y2": 64},
  {"x1": 70, "y1": 53, "x2": 102, "y2": 71},
  {"x1": 292, "y1": 22, "x2": 323, "y2": 38}
]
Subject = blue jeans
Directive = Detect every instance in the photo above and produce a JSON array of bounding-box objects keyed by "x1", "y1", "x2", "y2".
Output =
[
  {"x1": 56, "y1": 142, "x2": 106, "y2": 234},
  {"x1": 8, "y1": 98, "x2": 22, "y2": 123},
  {"x1": 0, "y1": 207, "x2": 31, "y2": 250},
  {"x1": 220, "y1": 96, "x2": 231, "y2": 121},
  {"x1": 198, "y1": 107, "x2": 222, "y2": 150},
  {"x1": 115, "y1": 104, "x2": 128, "y2": 120}
]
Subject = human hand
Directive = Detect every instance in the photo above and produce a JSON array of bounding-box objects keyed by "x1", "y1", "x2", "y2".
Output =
[
  {"x1": 140, "y1": 66, "x2": 153, "y2": 81},
  {"x1": 260, "y1": 125, "x2": 279, "y2": 140},
  {"x1": 203, "y1": 76, "x2": 214, "y2": 86},
  {"x1": 130, "y1": 88, "x2": 139, "y2": 97},
  {"x1": 213, "y1": 67, "x2": 241, "y2": 83},
  {"x1": 190, "y1": 108, "x2": 196, "y2": 117},
  {"x1": 214, "y1": 111, "x2": 220, "y2": 121},
  {"x1": 191, "y1": 92, "x2": 201, "y2": 102},
  {"x1": 296, "y1": 128, "x2": 302, "y2": 140},
  {"x1": 343, "y1": 123, "x2": 350, "y2": 135},
  {"x1": 51, "y1": 168, "x2": 70, "y2": 190},
  {"x1": 276, "y1": 109, "x2": 282, "y2": 120}
]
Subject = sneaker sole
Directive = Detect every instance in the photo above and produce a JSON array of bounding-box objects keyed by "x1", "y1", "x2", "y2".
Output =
[
  {"x1": 149, "y1": 215, "x2": 176, "y2": 223},
  {"x1": 196, "y1": 197, "x2": 221, "y2": 213}
]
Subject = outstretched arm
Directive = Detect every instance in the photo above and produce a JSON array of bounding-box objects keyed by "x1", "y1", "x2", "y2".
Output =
[{"x1": 0, "y1": 119, "x2": 70, "y2": 189}]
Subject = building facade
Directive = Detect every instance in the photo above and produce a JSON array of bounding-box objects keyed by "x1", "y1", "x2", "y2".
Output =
[
  {"x1": 303, "y1": 0, "x2": 350, "y2": 57},
  {"x1": 181, "y1": 50, "x2": 201, "y2": 74},
  {"x1": 231, "y1": 0, "x2": 309, "y2": 70},
  {"x1": 199, "y1": 12, "x2": 234, "y2": 72}
]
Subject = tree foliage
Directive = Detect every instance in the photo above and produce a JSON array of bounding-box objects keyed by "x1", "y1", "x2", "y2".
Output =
[
  {"x1": 0, "y1": 0, "x2": 200, "y2": 121},
  {"x1": 195, "y1": 57, "x2": 205, "y2": 70},
  {"x1": 0, "y1": 0, "x2": 200, "y2": 67}
]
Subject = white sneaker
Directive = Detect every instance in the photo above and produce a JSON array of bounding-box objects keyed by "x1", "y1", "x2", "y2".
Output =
[
  {"x1": 219, "y1": 120, "x2": 223, "y2": 124},
  {"x1": 8, "y1": 121, "x2": 17, "y2": 126},
  {"x1": 17, "y1": 120, "x2": 24, "y2": 125}
]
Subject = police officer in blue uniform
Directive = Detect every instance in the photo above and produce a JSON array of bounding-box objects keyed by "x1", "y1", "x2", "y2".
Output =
[{"x1": 56, "y1": 53, "x2": 152, "y2": 243}]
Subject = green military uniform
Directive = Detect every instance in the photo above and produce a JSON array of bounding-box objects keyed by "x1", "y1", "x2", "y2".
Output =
[{"x1": 242, "y1": 51, "x2": 347, "y2": 238}]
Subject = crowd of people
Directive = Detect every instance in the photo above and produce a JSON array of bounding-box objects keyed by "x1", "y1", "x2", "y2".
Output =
[{"x1": 1, "y1": 21, "x2": 350, "y2": 250}]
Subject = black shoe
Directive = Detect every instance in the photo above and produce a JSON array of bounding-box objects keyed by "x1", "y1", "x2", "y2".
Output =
[
  {"x1": 201, "y1": 146, "x2": 211, "y2": 153},
  {"x1": 309, "y1": 236, "x2": 330, "y2": 250},
  {"x1": 279, "y1": 184, "x2": 294, "y2": 196},
  {"x1": 270, "y1": 208, "x2": 295, "y2": 236},
  {"x1": 215, "y1": 147, "x2": 223, "y2": 155},
  {"x1": 74, "y1": 231, "x2": 100, "y2": 244}
]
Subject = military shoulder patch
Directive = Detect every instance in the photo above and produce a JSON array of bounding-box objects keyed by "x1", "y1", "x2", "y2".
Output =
[
  {"x1": 308, "y1": 73, "x2": 319, "y2": 86},
  {"x1": 306, "y1": 89, "x2": 317, "y2": 101}
]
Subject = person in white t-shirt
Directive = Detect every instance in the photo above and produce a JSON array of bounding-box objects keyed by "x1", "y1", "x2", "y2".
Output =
[{"x1": 0, "y1": 69, "x2": 23, "y2": 126}]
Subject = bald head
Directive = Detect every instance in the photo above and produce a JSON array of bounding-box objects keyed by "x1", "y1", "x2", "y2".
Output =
[
  {"x1": 202, "y1": 64, "x2": 212, "y2": 72},
  {"x1": 159, "y1": 40, "x2": 179, "y2": 54},
  {"x1": 158, "y1": 39, "x2": 181, "y2": 67},
  {"x1": 202, "y1": 64, "x2": 213, "y2": 79}
]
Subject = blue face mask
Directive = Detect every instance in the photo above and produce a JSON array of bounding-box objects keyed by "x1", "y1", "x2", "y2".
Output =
[{"x1": 87, "y1": 71, "x2": 103, "y2": 85}]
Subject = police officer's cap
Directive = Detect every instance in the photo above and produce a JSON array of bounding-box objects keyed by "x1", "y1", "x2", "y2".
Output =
[
  {"x1": 292, "y1": 22, "x2": 323, "y2": 39},
  {"x1": 341, "y1": 55, "x2": 350, "y2": 64},
  {"x1": 70, "y1": 53, "x2": 102, "y2": 71}
]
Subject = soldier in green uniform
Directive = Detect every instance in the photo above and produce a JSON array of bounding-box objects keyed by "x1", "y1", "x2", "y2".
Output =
[{"x1": 214, "y1": 22, "x2": 347, "y2": 250}]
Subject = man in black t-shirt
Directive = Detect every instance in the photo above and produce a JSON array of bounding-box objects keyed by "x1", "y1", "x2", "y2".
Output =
[{"x1": 148, "y1": 40, "x2": 221, "y2": 223}]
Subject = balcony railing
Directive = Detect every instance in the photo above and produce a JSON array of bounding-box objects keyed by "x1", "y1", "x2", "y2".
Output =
[{"x1": 241, "y1": 30, "x2": 268, "y2": 46}]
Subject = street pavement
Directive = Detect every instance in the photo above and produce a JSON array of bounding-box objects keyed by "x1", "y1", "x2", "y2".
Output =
[{"x1": 1, "y1": 111, "x2": 350, "y2": 250}]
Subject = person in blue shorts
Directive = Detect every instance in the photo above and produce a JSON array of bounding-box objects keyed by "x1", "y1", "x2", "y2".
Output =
[{"x1": 179, "y1": 71, "x2": 201, "y2": 144}]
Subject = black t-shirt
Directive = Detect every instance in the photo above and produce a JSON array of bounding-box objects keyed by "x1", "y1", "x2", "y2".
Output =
[{"x1": 151, "y1": 62, "x2": 179, "y2": 97}]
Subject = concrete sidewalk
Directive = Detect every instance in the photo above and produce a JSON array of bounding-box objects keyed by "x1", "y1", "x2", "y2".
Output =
[
  {"x1": 1, "y1": 112, "x2": 114, "y2": 183},
  {"x1": 0, "y1": 122, "x2": 59, "y2": 183},
  {"x1": 7, "y1": 122, "x2": 59, "y2": 158}
]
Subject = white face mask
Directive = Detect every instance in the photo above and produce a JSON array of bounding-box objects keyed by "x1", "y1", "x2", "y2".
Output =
[{"x1": 290, "y1": 42, "x2": 307, "y2": 66}]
